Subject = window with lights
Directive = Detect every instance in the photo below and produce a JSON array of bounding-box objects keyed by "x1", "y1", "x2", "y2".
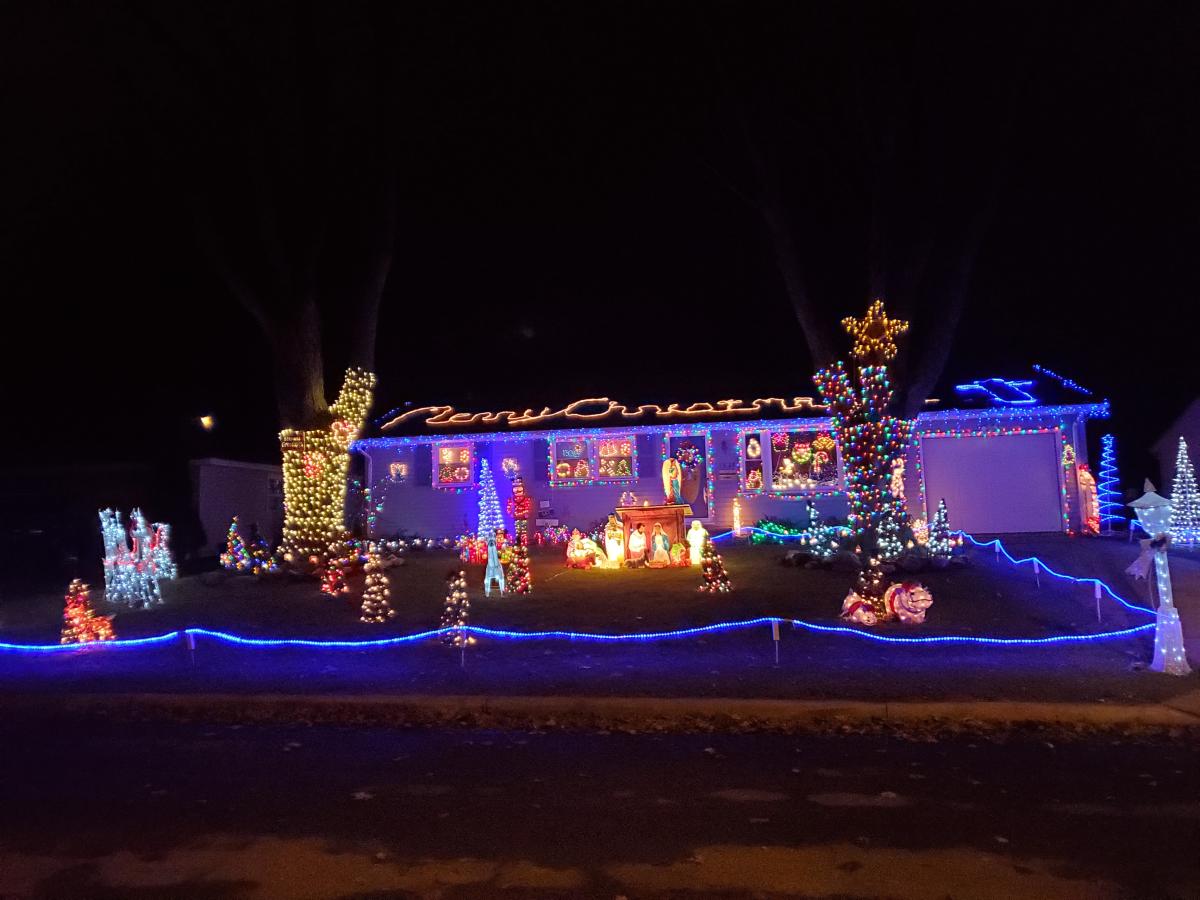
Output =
[
  {"x1": 768, "y1": 429, "x2": 840, "y2": 492},
  {"x1": 434, "y1": 442, "x2": 474, "y2": 489}
]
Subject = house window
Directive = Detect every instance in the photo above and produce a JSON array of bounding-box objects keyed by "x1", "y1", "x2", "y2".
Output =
[
  {"x1": 769, "y1": 429, "x2": 839, "y2": 491},
  {"x1": 551, "y1": 438, "x2": 592, "y2": 484},
  {"x1": 434, "y1": 442, "x2": 474, "y2": 488},
  {"x1": 596, "y1": 435, "x2": 636, "y2": 479},
  {"x1": 741, "y1": 432, "x2": 764, "y2": 491}
]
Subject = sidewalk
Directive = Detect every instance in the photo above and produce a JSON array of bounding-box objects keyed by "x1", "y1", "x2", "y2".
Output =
[{"x1": 6, "y1": 686, "x2": 1200, "y2": 736}]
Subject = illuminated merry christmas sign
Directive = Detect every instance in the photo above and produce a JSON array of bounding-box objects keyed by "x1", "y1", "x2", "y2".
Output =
[{"x1": 380, "y1": 396, "x2": 829, "y2": 431}]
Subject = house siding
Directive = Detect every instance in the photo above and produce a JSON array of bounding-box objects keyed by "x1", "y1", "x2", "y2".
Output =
[{"x1": 357, "y1": 404, "x2": 1104, "y2": 538}]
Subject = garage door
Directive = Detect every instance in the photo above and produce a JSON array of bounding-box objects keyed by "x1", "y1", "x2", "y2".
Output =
[{"x1": 919, "y1": 432, "x2": 1064, "y2": 534}]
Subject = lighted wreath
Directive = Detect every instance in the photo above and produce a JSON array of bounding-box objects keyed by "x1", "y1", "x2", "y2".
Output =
[
  {"x1": 556, "y1": 461, "x2": 572, "y2": 479},
  {"x1": 675, "y1": 441, "x2": 703, "y2": 470}
]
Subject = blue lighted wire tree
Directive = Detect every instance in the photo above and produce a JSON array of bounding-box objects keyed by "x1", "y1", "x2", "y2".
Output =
[
  {"x1": 1097, "y1": 434, "x2": 1122, "y2": 532},
  {"x1": 476, "y1": 459, "x2": 505, "y2": 540}
]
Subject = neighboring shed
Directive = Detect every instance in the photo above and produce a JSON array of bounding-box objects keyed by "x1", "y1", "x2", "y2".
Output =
[{"x1": 190, "y1": 458, "x2": 284, "y2": 556}]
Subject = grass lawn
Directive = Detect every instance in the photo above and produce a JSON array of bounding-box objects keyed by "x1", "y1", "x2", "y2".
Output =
[{"x1": 0, "y1": 537, "x2": 1196, "y2": 704}]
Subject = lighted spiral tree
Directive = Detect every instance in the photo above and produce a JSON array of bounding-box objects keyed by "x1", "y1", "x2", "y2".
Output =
[
  {"x1": 1097, "y1": 434, "x2": 1122, "y2": 532},
  {"x1": 814, "y1": 300, "x2": 912, "y2": 614},
  {"x1": 279, "y1": 368, "x2": 376, "y2": 567}
]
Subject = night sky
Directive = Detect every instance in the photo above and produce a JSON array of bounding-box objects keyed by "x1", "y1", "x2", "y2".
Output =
[{"x1": 3, "y1": 2, "x2": 1197, "y2": 483}]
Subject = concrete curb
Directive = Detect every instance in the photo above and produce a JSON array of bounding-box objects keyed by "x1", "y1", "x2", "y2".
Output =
[{"x1": 4, "y1": 691, "x2": 1200, "y2": 734}]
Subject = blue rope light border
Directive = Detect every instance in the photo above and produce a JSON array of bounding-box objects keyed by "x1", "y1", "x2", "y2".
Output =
[
  {"x1": 0, "y1": 532, "x2": 1156, "y2": 653},
  {"x1": 0, "y1": 617, "x2": 1155, "y2": 654}
]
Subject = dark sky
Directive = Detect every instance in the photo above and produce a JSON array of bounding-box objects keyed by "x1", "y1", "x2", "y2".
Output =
[{"x1": 3, "y1": 1, "x2": 1197, "y2": 483}]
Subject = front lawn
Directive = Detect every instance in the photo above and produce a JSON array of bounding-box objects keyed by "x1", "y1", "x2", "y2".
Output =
[{"x1": 1, "y1": 537, "x2": 1192, "y2": 705}]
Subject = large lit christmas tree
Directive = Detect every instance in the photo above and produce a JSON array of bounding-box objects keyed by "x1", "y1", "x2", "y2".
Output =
[
  {"x1": 60, "y1": 579, "x2": 115, "y2": 645},
  {"x1": 476, "y1": 459, "x2": 505, "y2": 540},
  {"x1": 1169, "y1": 436, "x2": 1199, "y2": 546},
  {"x1": 814, "y1": 300, "x2": 911, "y2": 546},
  {"x1": 814, "y1": 299, "x2": 911, "y2": 613}
]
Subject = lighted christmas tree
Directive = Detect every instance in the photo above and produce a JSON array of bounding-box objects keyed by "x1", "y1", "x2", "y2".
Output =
[
  {"x1": 506, "y1": 476, "x2": 533, "y2": 594},
  {"x1": 220, "y1": 516, "x2": 250, "y2": 570},
  {"x1": 1097, "y1": 434, "x2": 1122, "y2": 531},
  {"x1": 876, "y1": 504, "x2": 903, "y2": 561},
  {"x1": 928, "y1": 498, "x2": 954, "y2": 560},
  {"x1": 246, "y1": 522, "x2": 279, "y2": 574},
  {"x1": 697, "y1": 538, "x2": 732, "y2": 593},
  {"x1": 1169, "y1": 436, "x2": 1199, "y2": 546},
  {"x1": 440, "y1": 570, "x2": 475, "y2": 647},
  {"x1": 476, "y1": 459, "x2": 505, "y2": 540},
  {"x1": 359, "y1": 545, "x2": 395, "y2": 624},
  {"x1": 813, "y1": 300, "x2": 912, "y2": 554},
  {"x1": 851, "y1": 553, "x2": 889, "y2": 614},
  {"x1": 151, "y1": 523, "x2": 177, "y2": 581},
  {"x1": 60, "y1": 579, "x2": 115, "y2": 645}
]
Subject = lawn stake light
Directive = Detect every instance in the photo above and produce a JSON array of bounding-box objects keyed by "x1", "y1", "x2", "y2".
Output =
[{"x1": 1127, "y1": 481, "x2": 1191, "y2": 676}]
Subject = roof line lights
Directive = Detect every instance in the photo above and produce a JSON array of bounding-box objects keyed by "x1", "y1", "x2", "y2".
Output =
[{"x1": 954, "y1": 378, "x2": 1039, "y2": 406}]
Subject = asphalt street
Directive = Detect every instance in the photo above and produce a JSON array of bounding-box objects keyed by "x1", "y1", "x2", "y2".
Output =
[{"x1": 0, "y1": 718, "x2": 1196, "y2": 899}]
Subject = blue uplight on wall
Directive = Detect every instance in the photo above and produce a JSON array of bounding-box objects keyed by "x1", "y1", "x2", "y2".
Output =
[{"x1": 954, "y1": 378, "x2": 1039, "y2": 406}]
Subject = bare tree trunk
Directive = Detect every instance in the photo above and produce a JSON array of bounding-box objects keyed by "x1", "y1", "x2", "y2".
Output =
[{"x1": 268, "y1": 297, "x2": 331, "y2": 430}]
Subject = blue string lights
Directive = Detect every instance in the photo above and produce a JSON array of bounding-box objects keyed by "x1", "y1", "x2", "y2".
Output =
[
  {"x1": 1032, "y1": 364, "x2": 1092, "y2": 396},
  {"x1": 954, "y1": 378, "x2": 1039, "y2": 406},
  {"x1": 1097, "y1": 434, "x2": 1123, "y2": 530}
]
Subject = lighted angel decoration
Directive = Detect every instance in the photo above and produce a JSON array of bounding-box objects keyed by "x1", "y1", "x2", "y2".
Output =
[{"x1": 662, "y1": 457, "x2": 682, "y2": 504}]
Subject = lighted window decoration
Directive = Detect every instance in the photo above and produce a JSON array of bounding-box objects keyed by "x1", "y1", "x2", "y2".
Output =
[
  {"x1": 388, "y1": 461, "x2": 409, "y2": 483},
  {"x1": 741, "y1": 432, "x2": 764, "y2": 491},
  {"x1": 770, "y1": 430, "x2": 839, "y2": 491},
  {"x1": 434, "y1": 442, "x2": 474, "y2": 489},
  {"x1": 551, "y1": 438, "x2": 593, "y2": 483},
  {"x1": 596, "y1": 436, "x2": 636, "y2": 479}
]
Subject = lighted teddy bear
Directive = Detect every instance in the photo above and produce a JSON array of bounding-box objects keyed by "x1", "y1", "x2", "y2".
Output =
[
  {"x1": 884, "y1": 581, "x2": 934, "y2": 624},
  {"x1": 839, "y1": 592, "x2": 879, "y2": 626}
]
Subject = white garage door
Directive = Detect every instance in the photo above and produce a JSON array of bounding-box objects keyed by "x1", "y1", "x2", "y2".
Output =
[{"x1": 920, "y1": 432, "x2": 1064, "y2": 534}]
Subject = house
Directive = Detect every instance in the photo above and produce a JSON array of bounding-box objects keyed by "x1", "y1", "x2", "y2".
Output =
[{"x1": 352, "y1": 367, "x2": 1109, "y2": 539}]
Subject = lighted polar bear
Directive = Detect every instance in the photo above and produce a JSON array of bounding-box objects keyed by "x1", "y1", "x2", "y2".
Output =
[
  {"x1": 885, "y1": 582, "x2": 934, "y2": 624},
  {"x1": 839, "y1": 592, "x2": 879, "y2": 626}
]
